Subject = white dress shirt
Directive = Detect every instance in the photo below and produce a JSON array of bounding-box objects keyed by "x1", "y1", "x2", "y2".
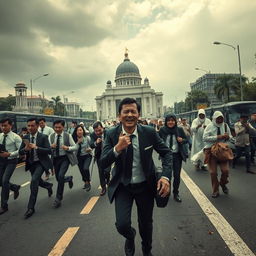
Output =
[
  {"x1": 38, "y1": 125, "x2": 54, "y2": 136},
  {"x1": 0, "y1": 131, "x2": 22, "y2": 159}
]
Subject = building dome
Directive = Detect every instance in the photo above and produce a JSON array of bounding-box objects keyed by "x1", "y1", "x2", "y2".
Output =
[
  {"x1": 115, "y1": 51, "x2": 142, "y2": 87},
  {"x1": 116, "y1": 58, "x2": 140, "y2": 76}
]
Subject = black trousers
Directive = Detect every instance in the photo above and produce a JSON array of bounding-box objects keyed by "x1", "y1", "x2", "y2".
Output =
[
  {"x1": 233, "y1": 145, "x2": 251, "y2": 170},
  {"x1": 0, "y1": 158, "x2": 19, "y2": 208},
  {"x1": 250, "y1": 138, "x2": 256, "y2": 161},
  {"x1": 78, "y1": 155, "x2": 92, "y2": 182},
  {"x1": 172, "y1": 153, "x2": 183, "y2": 195},
  {"x1": 53, "y1": 156, "x2": 71, "y2": 200},
  {"x1": 114, "y1": 182, "x2": 154, "y2": 253},
  {"x1": 28, "y1": 161, "x2": 52, "y2": 209},
  {"x1": 96, "y1": 159, "x2": 110, "y2": 188}
]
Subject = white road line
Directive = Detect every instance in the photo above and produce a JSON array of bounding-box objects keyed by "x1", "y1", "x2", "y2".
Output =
[
  {"x1": 181, "y1": 168, "x2": 255, "y2": 256},
  {"x1": 48, "y1": 227, "x2": 79, "y2": 256}
]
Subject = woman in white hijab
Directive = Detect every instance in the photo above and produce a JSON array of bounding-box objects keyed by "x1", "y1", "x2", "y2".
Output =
[
  {"x1": 190, "y1": 109, "x2": 211, "y2": 169},
  {"x1": 203, "y1": 111, "x2": 232, "y2": 198}
]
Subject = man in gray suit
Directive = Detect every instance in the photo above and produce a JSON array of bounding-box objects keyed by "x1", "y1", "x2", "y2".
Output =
[{"x1": 101, "y1": 98, "x2": 172, "y2": 256}]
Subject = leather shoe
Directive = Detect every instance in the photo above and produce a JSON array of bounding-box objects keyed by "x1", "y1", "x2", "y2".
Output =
[
  {"x1": 83, "y1": 182, "x2": 91, "y2": 192},
  {"x1": 24, "y1": 208, "x2": 35, "y2": 219},
  {"x1": 0, "y1": 207, "x2": 8, "y2": 215},
  {"x1": 221, "y1": 184, "x2": 229, "y2": 194},
  {"x1": 100, "y1": 187, "x2": 106, "y2": 196},
  {"x1": 68, "y1": 177, "x2": 73, "y2": 189},
  {"x1": 125, "y1": 228, "x2": 136, "y2": 256},
  {"x1": 143, "y1": 252, "x2": 153, "y2": 256},
  {"x1": 211, "y1": 192, "x2": 220, "y2": 198},
  {"x1": 53, "y1": 199, "x2": 61, "y2": 208},
  {"x1": 14, "y1": 185, "x2": 21, "y2": 200},
  {"x1": 247, "y1": 170, "x2": 256, "y2": 174},
  {"x1": 174, "y1": 194, "x2": 182, "y2": 202},
  {"x1": 47, "y1": 183, "x2": 53, "y2": 197}
]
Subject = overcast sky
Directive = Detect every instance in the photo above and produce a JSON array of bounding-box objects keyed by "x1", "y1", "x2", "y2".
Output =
[{"x1": 0, "y1": 0, "x2": 256, "y2": 110}]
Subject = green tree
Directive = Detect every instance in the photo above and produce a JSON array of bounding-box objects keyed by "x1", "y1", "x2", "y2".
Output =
[
  {"x1": 185, "y1": 90, "x2": 209, "y2": 111},
  {"x1": 51, "y1": 96, "x2": 65, "y2": 116},
  {"x1": 214, "y1": 74, "x2": 247, "y2": 102},
  {"x1": 243, "y1": 82, "x2": 256, "y2": 100},
  {"x1": 0, "y1": 94, "x2": 16, "y2": 111}
]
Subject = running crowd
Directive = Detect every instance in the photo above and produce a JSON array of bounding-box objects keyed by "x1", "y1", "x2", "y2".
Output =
[{"x1": 0, "y1": 97, "x2": 256, "y2": 256}]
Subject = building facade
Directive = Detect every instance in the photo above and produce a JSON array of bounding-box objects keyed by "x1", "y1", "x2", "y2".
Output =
[
  {"x1": 64, "y1": 99, "x2": 80, "y2": 117},
  {"x1": 95, "y1": 52, "x2": 163, "y2": 120},
  {"x1": 190, "y1": 73, "x2": 239, "y2": 105}
]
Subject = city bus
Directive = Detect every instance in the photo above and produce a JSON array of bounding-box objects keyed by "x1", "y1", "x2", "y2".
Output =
[{"x1": 0, "y1": 111, "x2": 95, "y2": 133}]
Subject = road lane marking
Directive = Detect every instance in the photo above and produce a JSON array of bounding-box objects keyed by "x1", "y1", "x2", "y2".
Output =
[
  {"x1": 9, "y1": 181, "x2": 31, "y2": 196},
  {"x1": 80, "y1": 196, "x2": 100, "y2": 214},
  {"x1": 48, "y1": 227, "x2": 79, "y2": 256},
  {"x1": 16, "y1": 163, "x2": 25, "y2": 168},
  {"x1": 181, "y1": 168, "x2": 255, "y2": 256}
]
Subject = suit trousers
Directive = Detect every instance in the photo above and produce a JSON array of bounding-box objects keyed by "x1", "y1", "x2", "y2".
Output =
[
  {"x1": 114, "y1": 182, "x2": 154, "y2": 253},
  {"x1": 0, "y1": 158, "x2": 19, "y2": 208},
  {"x1": 207, "y1": 156, "x2": 229, "y2": 193},
  {"x1": 78, "y1": 155, "x2": 92, "y2": 182},
  {"x1": 96, "y1": 159, "x2": 110, "y2": 188},
  {"x1": 28, "y1": 161, "x2": 52, "y2": 209},
  {"x1": 53, "y1": 155, "x2": 71, "y2": 200},
  {"x1": 172, "y1": 153, "x2": 183, "y2": 195},
  {"x1": 233, "y1": 145, "x2": 251, "y2": 170}
]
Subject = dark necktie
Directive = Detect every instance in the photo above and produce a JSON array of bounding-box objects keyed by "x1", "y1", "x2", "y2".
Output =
[
  {"x1": 31, "y1": 136, "x2": 35, "y2": 162},
  {"x1": 41, "y1": 127, "x2": 44, "y2": 134},
  {"x1": 169, "y1": 134, "x2": 173, "y2": 150},
  {"x1": 123, "y1": 135, "x2": 135, "y2": 186},
  {"x1": 77, "y1": 142, "x2": 82, "y2": 157},
  {"x1": 2, "y1": 135, "x2": 7, "y2": 151},
  {"x1": 217, "y1": 127, "x2": 221, "y2": 136},
  {"x1": 56, "y1": 135, "x2": 61, "y2": 157}
]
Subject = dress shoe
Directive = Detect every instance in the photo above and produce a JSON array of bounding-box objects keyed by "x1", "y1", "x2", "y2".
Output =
[
  {"x1": 0, "y1": 207, "x2": 8, "y2": 215},
  {"x1": 211, "y1": 192, "x2": 220, "y2": 198},
  {"x1": 68, "y1": 177, "x2": 73, "y2": 189},
  {"x1": 53, "y1": 199, "x2": 62, "y2": 208},
  {"x1": 14, "y1": 185, "x2": 21, "y2": 200},
  {"x1": 100, "y1": 187, "x2": 106, "y2": 196},
  {"x1": 174, "y1": 194, "x2": 182, "y2": 203},
  {"x1": 143, "y1": 252, "x2": 153, "y2": 256},
  {"x1": 220, "y1": 184, "x2": 229, "y2": 194},
  {"x1": 47, "y1": 183, "x2": 53, "y2": 197},
  {"x1": 125, "y1": 228, "x2": 136, "y2": 256},
  {"x1": 247, "y1": 169, "x2": 256, "y2": 174},
  {"x1": 83, "y1": 182, "x2": 91, "y2": 192},
  {"x1": 24, "y1": 208, "x2": 35, "y2": 219}
]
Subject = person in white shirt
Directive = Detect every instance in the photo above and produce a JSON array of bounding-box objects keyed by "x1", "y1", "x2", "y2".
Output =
[
  {"x1": 191, "y1": 109, "x2": 211, "y2": 170},
  {"x1": 0, "y1": 118, "x2": 22, "y2": 215},
  {"x1": 49, "y1": 120, "x2": 77, "y2": 208},
  {"x1": 38, "y1": 118, "x2": 54, "y2": 180}
]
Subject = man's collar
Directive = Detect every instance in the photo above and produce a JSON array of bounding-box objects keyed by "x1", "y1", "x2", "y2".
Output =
[
  {"x1": 30, "y1": 132, "x2": 38, "y2": 138},
  {"x1": 122, "y1": 125, "x2": 138, "y2": 137},
  {"x1": 55, "y1": 131, "x2": 64, "y2": 136}
]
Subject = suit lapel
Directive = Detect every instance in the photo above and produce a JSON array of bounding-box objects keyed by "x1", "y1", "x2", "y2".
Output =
[{"x1": 137, "y1": 125, "x2": 146, "y2": 170}]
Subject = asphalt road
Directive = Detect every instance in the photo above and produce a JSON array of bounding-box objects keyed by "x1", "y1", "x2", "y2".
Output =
[{"x1": 0, "y1": 155, "x2": 255, "y2": 256}]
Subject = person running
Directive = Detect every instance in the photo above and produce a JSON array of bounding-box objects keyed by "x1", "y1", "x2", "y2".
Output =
[
  {"x1": 159, "y1": 114, "x2": 188, "y2": 203},
  {"x1": 72, "y1": 125, "x2": 93, "y2": 191},
  {"x1": 191, "y1": 109, "x2": 211, "y2": 170}
]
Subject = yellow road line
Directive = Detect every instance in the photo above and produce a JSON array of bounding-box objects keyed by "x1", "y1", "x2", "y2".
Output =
[
  {"x1": 48, "y1": 227, "x2": 79, "y2": 256},
  {"x1": 16, "y1": 163, "x2": 25, "y2": 168},
  {"x1": 9, "y1": 181, "x2": 30, "y2": 196},
  {"x1": 80, "y1": 196, "x2": 100, "y2": 214},
  {"x1": 181, "y1": 168, "x2": 255, "y2": 256}
]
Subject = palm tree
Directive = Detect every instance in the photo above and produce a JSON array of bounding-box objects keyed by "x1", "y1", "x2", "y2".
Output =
[
  {"x1": 215, "y1": 75, "x2": 239, "y2": 102},
  {"x1": 51, "y1": 96, "x2": 65, "y2": 116}
]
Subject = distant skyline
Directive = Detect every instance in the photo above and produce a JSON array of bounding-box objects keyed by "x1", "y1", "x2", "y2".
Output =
[{"x1": 0, "y1": 0, "x2": 256, "y2": 110}]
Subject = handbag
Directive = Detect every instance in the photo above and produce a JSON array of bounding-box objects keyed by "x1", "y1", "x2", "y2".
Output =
[
  {"x1": 210, "y1": 123, "x2": 234, "y2": 162},
  {"x1": 154, "y1": 168, "x2": 170, "y2": 208},
  {"x1": 211, "y1": 142, "x2": 234, "y2": 162}
]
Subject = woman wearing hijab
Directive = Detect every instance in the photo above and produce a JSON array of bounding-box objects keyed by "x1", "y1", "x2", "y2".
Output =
[
  {"x1": 72, "y1": 125, "x2": 93, "y2": 191},
  {"x1": 159, "y1": 114, "x2": 188, "y2": 202},
  {"x1": 191, "y1": 109, "x2": 211, "y2": 170},
  {"x1": 203, "y1": 111, "x2": 232, "y2": 198}
]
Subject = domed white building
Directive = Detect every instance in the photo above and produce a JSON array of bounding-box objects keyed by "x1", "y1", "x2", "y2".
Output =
[{"x1": 95, "y1": 52, "x2": 163, "y2": 121}]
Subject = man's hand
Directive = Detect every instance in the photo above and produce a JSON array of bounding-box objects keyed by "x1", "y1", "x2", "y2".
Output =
[
  {"x1": 24, "y1": 143, "x2": 32, "y2": 151},
  {"x1": 77, "y1": 137, "x2": 83, "y2": 144},
  {"x1": 197, "y1": 124, "x2": 202, "y2": 128},
  {"x1": 96, "y1": 138, "x2": 102, "y2": 144},
  {"x1": 51, "y1": 143, "x2": 57, "y2": 149},
  {"x1": 85, "y1": 148, "x2": 92, "y2": 153},
  {"x1": 177, "y1": 137, "x2": 183, "y2": 143},
  {"x1": 0, "y1": 152, "x2": 11, "y2": 158},
  {"x1": 157, "y1": 178, "x2": 170, "y2": 198},
  {"x1": 29, "y1": 143, "x2": 38, "y2": 149},
  {"x1": 115, "y1": 132, "x2": 132, "y2": 154},
  {"x1": 62, "y1": 145, "x2": 69, "y2": 151}
]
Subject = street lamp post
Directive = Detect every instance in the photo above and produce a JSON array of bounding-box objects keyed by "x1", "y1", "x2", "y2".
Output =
[
  {"x1": 30, "y1": 73, "x2": 49, "y2": 112},
  {"x1": 213, "y1": 41, "x2": 243, "y2": 101}
]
